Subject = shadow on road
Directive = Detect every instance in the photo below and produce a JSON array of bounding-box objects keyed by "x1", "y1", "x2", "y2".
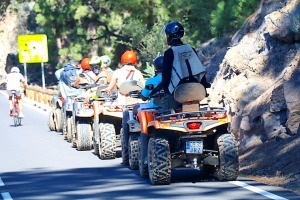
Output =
[{"x1": 0, "y1": 167, "x2": 240, "y2": 200}]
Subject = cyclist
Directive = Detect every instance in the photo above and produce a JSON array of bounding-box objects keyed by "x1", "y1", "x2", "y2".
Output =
[
  {"x1": 161, "y1": 21, "x2": 210, "y2": 112},
  {"x1": 6, "y1": 67, "x2": 27, "y2": 118}
]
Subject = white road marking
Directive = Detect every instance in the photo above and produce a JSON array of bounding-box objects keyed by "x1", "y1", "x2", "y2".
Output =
[
  {"x1": 230, "y1": 181, "x2": 288, "y2": 200},
  {"x1": 1, "y1": 192, "x2": 13, "y2": 200},
  {"x1": 0, "y1": 178, "x2": 4, "y2": 186}
]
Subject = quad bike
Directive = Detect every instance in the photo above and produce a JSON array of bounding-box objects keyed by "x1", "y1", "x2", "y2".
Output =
[
  {"x1": 92, "y1": 81, "x2": 143, "y2": 160},
  {"x1": 92, "y1": 86, "x2": 120, "y2": 160},
  {"x1": 72, "y1": 95, "x2": 94, "y2": 151},
  {"x1": 62, "y1": 96, "x2": 77, "y2": 142},
  {"x1": 48, "y1": 94, "x2": 64, "y2": 132},
  {"x1": 137, "y1": 82, "x2": 239, "y2": 185},
  {"x1": 121, "y1": 90, "x2": 162, "y2": 170}
]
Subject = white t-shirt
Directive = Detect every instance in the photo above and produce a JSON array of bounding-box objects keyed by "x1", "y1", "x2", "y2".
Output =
[
  {"x1": 113, "y1": 65, "x2": 144, "y2": 88},
  {"x1": 6, "y1": 72, "x2": 25, "y2": 91}
]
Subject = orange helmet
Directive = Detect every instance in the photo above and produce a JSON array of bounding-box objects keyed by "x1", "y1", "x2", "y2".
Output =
[
  {"x1": 81, "y1": 57, "x2": 91, "y2": 70},
  {"x1": 121, "y1": 50, "x2": 137, "y2": 65}
]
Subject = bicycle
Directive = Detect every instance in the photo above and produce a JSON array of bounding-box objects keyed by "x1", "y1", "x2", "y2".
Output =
[{"x1": 11, "y1": 90, "x2": 22, "y2": 126}]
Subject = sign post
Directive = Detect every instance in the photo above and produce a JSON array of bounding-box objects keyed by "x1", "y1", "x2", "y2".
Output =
[{"x1": 17, "y1": 34, "x2": 49, "y2": 89}]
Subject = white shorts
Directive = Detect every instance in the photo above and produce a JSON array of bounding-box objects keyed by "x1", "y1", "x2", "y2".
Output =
[{"x1": 7, "y1": 90, "x2": 22, "y2": 97}]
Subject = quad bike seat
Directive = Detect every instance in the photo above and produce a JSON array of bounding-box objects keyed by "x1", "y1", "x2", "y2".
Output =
[
  {"x1": 174, "y1": 83, "x2": 206, "y2": 112},
  {"x1": 118, "y1": 80, "x2": 144, "y2": 96}
]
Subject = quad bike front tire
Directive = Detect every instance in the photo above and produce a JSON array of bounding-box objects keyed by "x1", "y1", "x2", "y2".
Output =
[
  {"x1": 121, "y1": 110, "x2": 130, "y2": 165},
  {"x1": 99, "y1": 123, "x2": 116, "y2": 160},
  {"x1": 48, "y1": 110, "x2": 56, "y2": 131},
  {"x1": 148, "y1": 137, "x2": 171, "y2": 185},
  {"x1": 55, "y1": 108, "x2": 63, "y2": 132},
  {"x1": 76, "y1": 122, "x2": 93, "y2": 151},
  {"x1": 128, "y1": 134, "x2": 139, "y2": 170},
  {"x1": 138, "y1": 135, "x2": 148, "y2": 178},
  {"x1": 217, "y1": 133, "x2": 239, "y2": 181}
]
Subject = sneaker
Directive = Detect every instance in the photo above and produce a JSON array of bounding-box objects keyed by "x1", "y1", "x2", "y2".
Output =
[
  {"x1": 9, "y1": 109, "x2": 13, "y2": 116},
  {"x1": 19, "y1": 113, "x2": 25, "y2": 118}
]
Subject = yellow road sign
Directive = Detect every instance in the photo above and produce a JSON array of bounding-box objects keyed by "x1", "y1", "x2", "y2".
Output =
[{"x1": 18, "y1": 34, "x2": 49, "y2": 63}]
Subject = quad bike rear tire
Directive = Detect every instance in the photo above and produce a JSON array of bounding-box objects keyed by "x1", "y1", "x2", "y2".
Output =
[
  {"x1": 128, "y1": 134, "x2": 139, "y2": 170},
  {"x1": 138, "y1": 135, "x2": 148, "y2": 178},
  {"x1": 148, "y1": 137, "x2": 171, "y2": 185},
  {"x1": 55, "y1": 108, "x2": 63, "y2": 132},
  {"x1": 48, "y1": 110, "x2": 56, "y2": 131},
  {"x1": 66, "y1": 116, "x2": 73, "y2": 143},
  {"x1": 217, "y1": 133, "x2": 239, "y2": 181},
  {"x1": 99, "y1": 123, "x2": 116, "y2": 159},
  {"x1": 76, "y1": 122, "x2": 93, "y2": 151},
  {"x1": 121, "y1": 110, "x2": 130, "y2": 165}
]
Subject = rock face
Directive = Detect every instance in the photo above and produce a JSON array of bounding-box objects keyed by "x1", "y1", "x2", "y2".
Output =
[
  {"x1": 199, "y1": 0, "x2": 300, "y2": 193},
  {"x1": 201, "y1": 0, "x2": 300, "y2": 147}
]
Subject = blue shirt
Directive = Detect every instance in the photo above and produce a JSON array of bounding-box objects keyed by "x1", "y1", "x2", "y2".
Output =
[{"x1": 141, "y1": 73, "x2": 162, "y2": 108}]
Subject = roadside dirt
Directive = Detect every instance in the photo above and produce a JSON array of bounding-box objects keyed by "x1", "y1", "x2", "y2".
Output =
[{"x1": 239, "y1": 135, "x2": 300, "y2": 195}]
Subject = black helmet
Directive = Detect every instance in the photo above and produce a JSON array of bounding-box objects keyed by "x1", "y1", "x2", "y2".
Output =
[
  {"x1": 165, "y1": 21, "x2": 184, "y2": 44},
  {"x1": 153, "y1": 56, "x2": 164, "y2": 72}
]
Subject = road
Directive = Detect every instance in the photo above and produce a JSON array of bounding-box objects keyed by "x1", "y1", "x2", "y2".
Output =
[{"x1": 0, "y1": 91, "x2": 299, "y2": 200}]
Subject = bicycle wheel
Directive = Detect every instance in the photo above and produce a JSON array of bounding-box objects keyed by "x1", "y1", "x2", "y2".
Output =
[{"x1": 13, "y1": 95, "x2": 20, "y2": 126}]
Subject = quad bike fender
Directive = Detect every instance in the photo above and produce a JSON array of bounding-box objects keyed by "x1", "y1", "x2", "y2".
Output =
[
  {"x1": 128, "y1": 119, "x2": 141, "y2": 132},
  {"x1": 56, "y1": 98, "x2": 63, "y2": 108},
  {"x1": 137, "y1": 110, "x2": 154, "y2": 135}
]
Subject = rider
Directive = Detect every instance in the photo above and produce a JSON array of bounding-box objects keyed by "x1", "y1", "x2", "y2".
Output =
[
  {"x1": 140, "y1": 56, "x2": 163, "y2": 108},
  {"x1": 104, "y1": 50, "x2": 144, "y2": 93},
  {"x1": 99, "y1": 55, "x2": 114, "y2": 84},
  {"x1": 59, "y1": 61, "x2": 83, "y2": 99},
  {"x1": 6, "y1": 67, "x2": 27, "y2": 118},
  {"x1": 161, "y1": 21, "x2": 210, "y2": 112}
]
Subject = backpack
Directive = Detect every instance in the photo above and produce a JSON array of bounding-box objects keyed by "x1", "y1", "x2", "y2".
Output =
[{"x1": 60, "y1": 63, "x2": 77, "y2": 86}]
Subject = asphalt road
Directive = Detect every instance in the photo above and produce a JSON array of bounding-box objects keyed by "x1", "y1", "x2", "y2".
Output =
[{"x1": 0, "y1": 91, "x2": 299, "y2": 200}]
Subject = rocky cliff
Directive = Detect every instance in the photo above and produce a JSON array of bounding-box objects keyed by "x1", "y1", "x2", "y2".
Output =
[{"x1": 199, "y1": 0, "x2": 300, "y2": 193}]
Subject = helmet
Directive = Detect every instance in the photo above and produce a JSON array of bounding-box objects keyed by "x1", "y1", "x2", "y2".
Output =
[
  {"x1": 80, "y1": 57, "x2": 91, "y2": 70},
  {"x1": 153, "y1": 56, "x2": 164, "y2": 72},
  {"x1": 121, "y1": 50, "x2": 137, "y2": 65},
  {"x1": 90, "y1": 56, "x2": 102, "y2": 66},
  {"x1": 90, "y1": 56, "x2": 102, "y2": 74},
  {"x1": 164, "y1": 21, "x2": 184, "y2": 44},
  {"x1": 11, "y1": 67, "x2": 20, "y2": 73},
  {"x1": 99, "y1": 55, "x2": 111, "y2": 68}
]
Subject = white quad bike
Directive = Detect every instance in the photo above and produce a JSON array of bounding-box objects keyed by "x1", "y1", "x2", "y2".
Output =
[
  {"x1": 92, "y1": 81, "x2": 143, "y2": 160},
  {"x1": 48, "y1": 94, "x2": 63, "y2": 132}
]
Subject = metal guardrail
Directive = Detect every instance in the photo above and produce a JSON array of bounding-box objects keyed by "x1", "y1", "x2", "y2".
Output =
[{"x1": 25, "y1": 85, "x2": 58, "y2": 109}]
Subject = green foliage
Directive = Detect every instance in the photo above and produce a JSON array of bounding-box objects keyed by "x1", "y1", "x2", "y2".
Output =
[
  {"x1": 32, "y1": 0, "x2": 259, "y2": 75},
  {"x1": 210, "y1": 0, "x2": 259, "y2": 37}
]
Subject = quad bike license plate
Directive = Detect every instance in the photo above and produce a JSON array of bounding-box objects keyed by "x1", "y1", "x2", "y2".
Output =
[{"x1": 186, "y1": 140, "x2": 203, "y2": 154}]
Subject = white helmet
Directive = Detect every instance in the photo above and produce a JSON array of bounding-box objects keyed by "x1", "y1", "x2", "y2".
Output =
[
  {"x1": 11, "y1": 67, "x2": 20, "y2": 73},
  {"x1": 100, "y1": 55, "x2": 111, "y2": 67}
]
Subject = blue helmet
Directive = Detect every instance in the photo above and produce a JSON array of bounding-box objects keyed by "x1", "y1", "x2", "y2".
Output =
[
  {"x1": 153, "y1": 56, "x2": 164, "y2": 72},
  {"x1": 164, "y1": 21, "x2": 184, "y2": 44}
]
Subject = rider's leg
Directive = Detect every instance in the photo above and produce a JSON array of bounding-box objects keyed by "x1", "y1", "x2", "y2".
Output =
[
  {"x1": 8, "y1": 96, "x2": 13, "y2": 115},
  {"x1": 17, "y1": 91, "x2": 24, "y2": 117}
]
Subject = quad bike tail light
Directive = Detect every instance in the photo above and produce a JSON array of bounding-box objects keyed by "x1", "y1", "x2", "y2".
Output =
[{"x1": 187, "y1": 122, "x2": 201, "y2": 130}]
